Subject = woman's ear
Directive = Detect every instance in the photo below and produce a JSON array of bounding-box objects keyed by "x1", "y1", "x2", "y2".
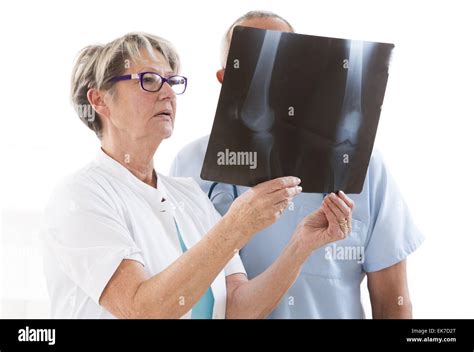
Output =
[
  {"x1": 87, "y1": 88, "x2": 110, "y2": 119},
  {"x1": 216, "y1": 69, "x2": 225, "y2": 84}
]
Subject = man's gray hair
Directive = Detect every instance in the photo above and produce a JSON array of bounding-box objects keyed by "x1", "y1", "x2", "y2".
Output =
[{"x1": 220, "y1": 10, "x2": 295, "y2": 68}]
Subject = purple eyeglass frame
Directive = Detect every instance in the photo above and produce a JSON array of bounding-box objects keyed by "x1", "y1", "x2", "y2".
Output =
[{"x1": 110, "y1": 72, "x2": 188, "y2": 94}]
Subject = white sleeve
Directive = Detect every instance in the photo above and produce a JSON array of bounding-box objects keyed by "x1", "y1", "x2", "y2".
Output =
[
  {"x1": 42, "y1": 178, "x2": 144, "y2": 304},
  {"x1": 224, "y1": 252, "x2": 247, "y2": 277}
]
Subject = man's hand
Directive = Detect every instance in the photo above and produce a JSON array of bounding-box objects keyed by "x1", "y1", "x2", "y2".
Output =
[{"x1": 294, "y1": 191, "x2": 355, "y2": 253}]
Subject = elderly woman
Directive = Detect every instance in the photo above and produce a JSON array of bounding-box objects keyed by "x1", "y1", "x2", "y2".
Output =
[{"x1": 42, "y1": 32, "x2": 355, "y2": 319}]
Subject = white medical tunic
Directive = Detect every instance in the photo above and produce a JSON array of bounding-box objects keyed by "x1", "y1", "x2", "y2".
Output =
[
  {"x1": 170, "y1": 135, "x2": 425, "y2": 319},
  {"x1": 41, "y1": 149, "x2": 246, "y2": 319}
]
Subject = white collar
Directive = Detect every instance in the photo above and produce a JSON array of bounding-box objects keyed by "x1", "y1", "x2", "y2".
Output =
[{"x1": 94, "y1": 148, "x2": 170, "y2": 208}]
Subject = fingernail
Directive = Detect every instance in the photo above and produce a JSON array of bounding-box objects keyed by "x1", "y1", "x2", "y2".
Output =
[
  {"x1": 296, "y1": 177, "x2": 301, "y2": 183},
  {"x1": 297, "y1": 186, "x2": 302, "y2": 193}
]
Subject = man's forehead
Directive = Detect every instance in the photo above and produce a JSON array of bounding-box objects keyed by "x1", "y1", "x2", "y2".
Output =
[{"x1": 238, "y1": 17, "x2": 292, "y2": 32}]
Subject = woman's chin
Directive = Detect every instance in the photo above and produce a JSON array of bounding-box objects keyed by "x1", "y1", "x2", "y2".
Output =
[
  {"x1": 162, "y1": 130, "x2": 173, "y2": 139},
  {"x1": 139, "y1": 128, "x2": 173, "y2": 141},
  {"x1": 157, "y1": 126, "x2": 173, "y2": 139},
  {"x1": 150, "y1": 119, "x2": 173, "y2": 138}
]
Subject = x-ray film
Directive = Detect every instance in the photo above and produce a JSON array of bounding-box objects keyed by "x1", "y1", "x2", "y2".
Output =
[{"x1": 201, "y1": 26, "x2": 394, "y2": 193}]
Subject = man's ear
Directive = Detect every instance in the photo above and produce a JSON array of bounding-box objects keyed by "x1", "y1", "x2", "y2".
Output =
[
  {"x1": 216, "y1": 68, "x2": 225, "y2": 84},
  {"x1": 87, "y1": 88, "x2": 110, "y2": 120}
]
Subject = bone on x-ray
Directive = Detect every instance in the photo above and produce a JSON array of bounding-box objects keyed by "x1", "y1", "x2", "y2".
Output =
[{"x1": 202, "y1": 26, "x2": 394, "y2": 193}]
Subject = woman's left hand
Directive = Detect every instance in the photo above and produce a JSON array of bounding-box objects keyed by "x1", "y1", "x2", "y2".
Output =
[{"x1": 294, "y1": 191, "x2": 355, "y2": 253}]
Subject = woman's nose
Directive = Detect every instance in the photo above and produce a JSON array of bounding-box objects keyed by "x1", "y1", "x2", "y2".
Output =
[{"x1": 158, "y1": 82, "x2": 176, "y2": 100}]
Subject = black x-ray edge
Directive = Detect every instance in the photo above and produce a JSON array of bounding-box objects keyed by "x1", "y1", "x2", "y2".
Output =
[{"x1": 201, "y1": 26, "x2": 394, "y2": 194}]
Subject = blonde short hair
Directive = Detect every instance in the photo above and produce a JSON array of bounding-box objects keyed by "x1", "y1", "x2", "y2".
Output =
[{"x1": 71, "y1": 32, "x2": 180, "y2": 138}]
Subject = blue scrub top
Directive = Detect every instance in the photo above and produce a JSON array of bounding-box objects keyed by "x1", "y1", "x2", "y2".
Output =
[{"x1": 170, "y1": 135, "x2": 424, "y2": 318}]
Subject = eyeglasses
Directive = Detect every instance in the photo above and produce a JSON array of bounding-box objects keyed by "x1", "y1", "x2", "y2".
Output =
[{"x1": 110, "y1": 72, "x2": 188, "y2": 95}]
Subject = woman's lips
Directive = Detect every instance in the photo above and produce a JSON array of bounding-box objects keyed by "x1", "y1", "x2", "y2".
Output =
[{"x1": 154, "y1": 113, "x2": 172, "y2": 122}]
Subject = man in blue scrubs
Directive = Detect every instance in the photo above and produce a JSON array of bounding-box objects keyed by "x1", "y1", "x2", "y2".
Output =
[{"x1": 170, "y1": 11, "x2": 424, "y2": 318}]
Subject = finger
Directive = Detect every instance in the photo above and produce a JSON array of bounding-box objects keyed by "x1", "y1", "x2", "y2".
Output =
[
  {"x1": 270, "y1": 185, "x2": 302, "y2": 205},
  {"x1": 323, "y1": 201, "x2": 349, "y2": 238},
  {"x1": 324, "y1": 197, "x2": 350, "y2": 237},
  {"x1": 322, "y1": 202, "x2": 345, "y2": 238},
  {"x1": 254, "y1": 176, "x2": 301, "y2": 194},
  {"x1": 327, "y1": 193, "x2": 351, "y2": 219},
  {"x1": 273, "y1": 198, "x2": 290, "y2": 214},
  {"x1": 346, "y1": 216, "x2": 353, "y2": 234},
  {"x1": 331, "y1": 193, "x2": 353, "y2": 233},
  {"x1": 324, "y1": 195, "x2": 346, "y2": 222},
  {"x1": 322, "y1": 200, "x2": 338, "y2": 222},
  {"x1": 337, "y1": 191, "x2": 355, "y2": 210}
]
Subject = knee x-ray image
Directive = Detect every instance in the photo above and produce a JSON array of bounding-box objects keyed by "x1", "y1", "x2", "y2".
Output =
[{"x1": 201, "y1": 26, "x2": 394, "y2": 193}]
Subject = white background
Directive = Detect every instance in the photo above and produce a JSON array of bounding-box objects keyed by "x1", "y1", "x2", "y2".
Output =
[{"x1": 1, "y1": 0, "x2": 473, "y2": 318}]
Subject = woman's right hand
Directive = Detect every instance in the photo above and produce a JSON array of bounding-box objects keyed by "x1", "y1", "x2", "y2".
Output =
[{"x1": 224, "y1": 176, "x2": 302, "y2": 239}]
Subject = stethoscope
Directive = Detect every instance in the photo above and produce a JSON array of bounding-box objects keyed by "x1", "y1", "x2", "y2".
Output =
[
  {"x1": 208, "y1": 182, "x2": 239, "y2": 201},
  {"x1": 208, "y1": 181, "x2": 329, "y2": 202}
]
